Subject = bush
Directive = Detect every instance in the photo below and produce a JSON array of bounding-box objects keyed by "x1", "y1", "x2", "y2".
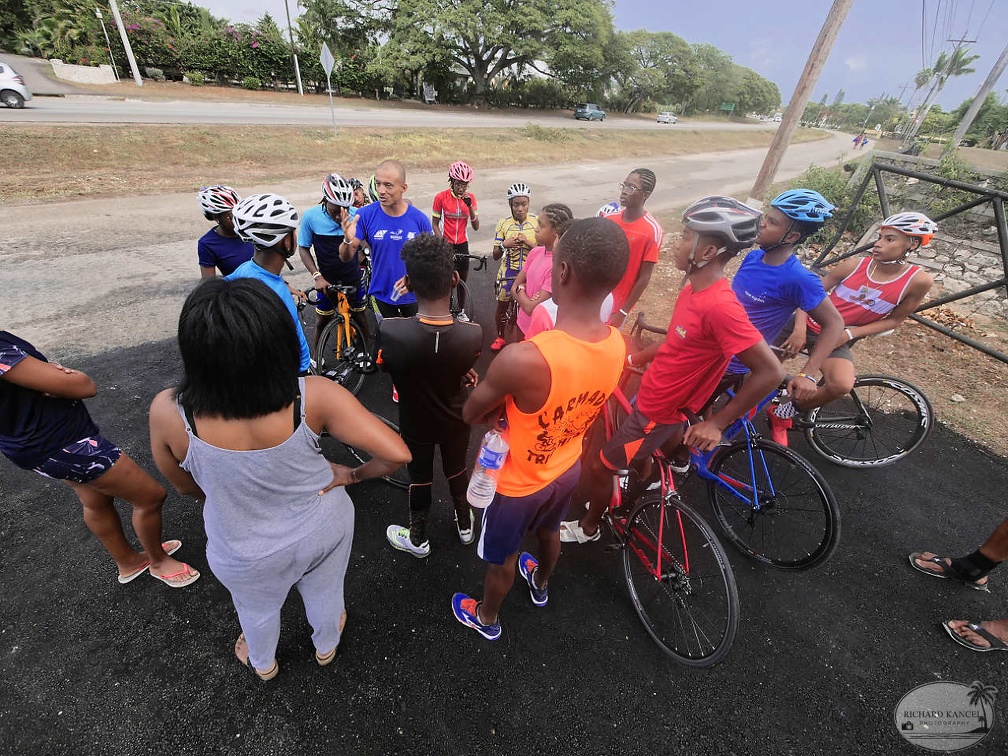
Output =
[
  {"x1": 517, "y1": 123, "x2": 571, "y2": 143},
  {"x1": 243, "y1": 76, "x2": 261, "y2": 90},
  {"x1": 144, "y1": 67, "x2": 166, "y2": 81},
  {"x1": 186, "y1": 72, "x2": 205, "y2": 86}
]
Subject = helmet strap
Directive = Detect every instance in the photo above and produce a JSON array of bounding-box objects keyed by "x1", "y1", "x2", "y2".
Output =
[{"x1": 762, "y1": 220, "x2": 796, "y2": 253}]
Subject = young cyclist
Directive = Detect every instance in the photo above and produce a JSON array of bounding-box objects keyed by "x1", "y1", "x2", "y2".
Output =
[
  {"x1": 607, "y1": 168, "x2": 664, "y2": 328},
  {"x1": 349, "y1": 178, "x2": 369, "y2": 209},
  {"x1": 197, "y1": 185, "x2": 254, "y2": 278},
  {"x1": 381, "y1": 235, "x2": 483, "y2": 557},
  {"x1": 432, "y1": 161, "x2": 480, "y2": 320},
  {"x1": 340, "y1": 160, "x2": 433, "y2": 319},
  {"x1": 452, "y1": 218, "x2": 630, "y2": 640},
  {"x1": 775, "y1": 211, "x2": 936, "y2": 418},
  {"x1": 297, "y1": 173, "x2": 367, "y2": 350},
  {"x1": 227, "y1": 193, "x2": 312, "y2": 375},
  {"x1": 561, "y1": 196, "x2": 785, "y2": 544},
  {"x1": 1, "y1": 331, "x2": 198, "y2": 587},
  {"x1": 726, "y1": 189, "x2": 846, "y2": 444},
  {"x1": 511, "y1": 204, "x2": 574, "y2": 338},
  {"x1": 489, "y1": 182, "x2": 537, "y2": 351}
]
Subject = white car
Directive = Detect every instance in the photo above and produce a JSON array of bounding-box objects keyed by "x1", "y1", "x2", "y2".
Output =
[
  {"x1": 0, "y1": 59, "x2": 32, "y2": 108},
  {"x1": 657, "y1": 111, "x2": 678, "y2": 124}
]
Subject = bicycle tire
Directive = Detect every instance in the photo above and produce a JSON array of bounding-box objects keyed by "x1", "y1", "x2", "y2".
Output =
[
  {"x1": 450, "y1": 277, "x2": 473, "y2": 320},
  {"x1": 622, "y1": 493, "x2": 739, "y2": 668},
  {"x1": 315, "y1": 316, "x2": 368, "y2": 396},
  {"x1": 342, "y1": 414, "x2": 410, "y2": 489},
  {"x1": 707, "y1": 439, "x2": 840, "y2": 570},
  {"x1": 803, "y1": 374, "x2": 934, "y2": 468}
]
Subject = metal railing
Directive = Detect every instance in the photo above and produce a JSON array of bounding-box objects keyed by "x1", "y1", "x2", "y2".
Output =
[{"x1": 811, "y1": 159, "x2": 1008, "y2": 365}]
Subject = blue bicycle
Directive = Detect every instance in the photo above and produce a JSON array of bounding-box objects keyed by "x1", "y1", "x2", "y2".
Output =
[{"x1": 629, "y1": 315, "x2": 841, "y2": 571}]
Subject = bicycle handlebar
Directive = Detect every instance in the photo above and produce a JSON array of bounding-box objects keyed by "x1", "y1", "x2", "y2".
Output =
[{"x1": 455, "y1": 253, "x2": 488, "y2": 272}]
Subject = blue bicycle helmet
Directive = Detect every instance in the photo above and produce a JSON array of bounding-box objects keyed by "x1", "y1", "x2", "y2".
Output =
[{"x1": 770, "y1": 189, "x2": 835, "y2": 225}]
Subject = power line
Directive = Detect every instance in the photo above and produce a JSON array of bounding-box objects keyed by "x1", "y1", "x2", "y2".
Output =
[
  {"x1": 928, "y1": 0, "x2": 942, "y2": 64},
  {"x1": 921, "y1": 1, "x2": 927, "y2": 69}
]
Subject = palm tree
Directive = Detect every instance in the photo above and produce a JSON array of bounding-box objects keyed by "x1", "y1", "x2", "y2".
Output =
[
  {"x1": 967, "y1": 681, "x2": 997, "y2": 732},
  {"x1": 904, "y1": 47, "x2": 980, "y2": 145}
]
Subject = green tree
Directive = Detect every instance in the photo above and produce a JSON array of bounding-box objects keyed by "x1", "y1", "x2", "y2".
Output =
[
  {"x1": 611, "y1": 29, "x2": 697, "y2": 112},
  {"x1": 687, "y1": 42, "x2": 733, "y2": 112},
  {"x1": 732, "y1": 66, "x2": 780, "y2": 114},
  {"x1": 905, "y1": 46, "x2": 980, "y2": 143}
]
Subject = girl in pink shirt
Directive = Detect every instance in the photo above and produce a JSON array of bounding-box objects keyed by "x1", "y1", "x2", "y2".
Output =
[{"x1": 510, "y1": 204, "x2": 572, "y2": 336}]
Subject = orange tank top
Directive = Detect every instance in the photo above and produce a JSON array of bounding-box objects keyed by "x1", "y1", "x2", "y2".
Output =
[{"x1": 497, "y1": 327, "x2": 626, "y2": 497}]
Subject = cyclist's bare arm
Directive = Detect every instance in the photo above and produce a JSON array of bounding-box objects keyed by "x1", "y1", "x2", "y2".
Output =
[
  {"x1": 463, "y1": 342, "x2": 549, "y2": 426},
  {"x1": 790, "y1": 298, "x2": 845, "y2": 400},
  {"x1": 627, "y1": 340, "x2": 662, "y2": 368},
  {"x1": 1, "y1": 355, "x2": 96, "y2": 399},
  {"x1": 431, "y1": 213, "x2": 443, "y2": 238},
  {"x1": 200, "y1": 266, "x2": 216, "y2": 280},
  {"x1": 297, "y1": 245, "x2": 330, "y2": 290},
  {"x1": 305, "y1": 377, "x2": 411, "y2": 484},
  {"x1": 843, "y1": 269, "x2": 933, "y2": 344},
  {"x1": 783, "y1": 258, "x2": 860, "y2": 356},
  {"x1": 612, "y1": 261, "x2": 656, "y2": 327},
  {"x1": 686, "y1": 340, "x2": 784, "y2": 451},
  {"x1": 149, "y1": 389, "x2": 206, "y2": 499}
]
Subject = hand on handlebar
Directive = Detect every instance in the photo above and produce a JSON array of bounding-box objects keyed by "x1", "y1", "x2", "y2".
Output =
[
  {"x1": 787, "y1": 374, "x2": 819, "y2": 403},
  {"x1": 683, "y1": 419, "x2": 723, "y2": 452},
  {"x1": 312, "y1": 275, "x2": 332, "y2": 293}
]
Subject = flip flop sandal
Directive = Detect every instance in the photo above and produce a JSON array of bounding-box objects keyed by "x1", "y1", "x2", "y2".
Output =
[
  {"x1": 943, "y1": 621, "x2": 1008, "y2": 653},
  {"x1": 908, "y1": 553, "x2": 990, "y2": 593},
  {"x1": 236, "y1": 633, "x2": 280, "y2": 680},
  {"x1": 117, "y1": 539, "x2": 183, "y2": 584},
  {"x1": 150, "y1": 562, "x2": 201, "y2": 588}
]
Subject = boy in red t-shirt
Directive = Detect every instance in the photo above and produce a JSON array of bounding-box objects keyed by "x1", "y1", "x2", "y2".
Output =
[
  {"x1": 607, "y1": 168, "x2": 664, "y2": 328},
  {"x1": 432, "y1": 161, "x2": 480, "y2": 319},
  {"x1": 561, "y1": 196, "x2": 785, "y2": 544}
]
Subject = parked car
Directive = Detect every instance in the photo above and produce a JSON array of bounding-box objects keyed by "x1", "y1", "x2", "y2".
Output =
[
  {"x1": 0, "y1": 59, "x2": 32, "y2": 108},
  {"x1": 574, "y1": 103, "x2": 605, "y2": 121},
  {"x1": 657, "y1": 111, "x2": 678, "y2": 124}
]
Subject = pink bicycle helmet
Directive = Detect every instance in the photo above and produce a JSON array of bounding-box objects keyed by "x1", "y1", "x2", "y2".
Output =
[{"x1": 448, "y1": 161, "x2": 474, "y2": 183}]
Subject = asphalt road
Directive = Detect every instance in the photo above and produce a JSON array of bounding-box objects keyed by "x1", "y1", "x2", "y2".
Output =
[
  {"x1": 4, "y1": 93, "x2": 782, "y2": 130},
  {"x1": 1, "y1": 268, "x2": 1006, "y2": 756}
]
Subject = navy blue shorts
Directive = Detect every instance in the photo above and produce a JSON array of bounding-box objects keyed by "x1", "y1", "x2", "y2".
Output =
[
  {"x1": 33, "y1": 435, "x2": 121, "y2": 484},
  {"x1": 477, "y1": 461, "x2": 580, "y2": 565}
]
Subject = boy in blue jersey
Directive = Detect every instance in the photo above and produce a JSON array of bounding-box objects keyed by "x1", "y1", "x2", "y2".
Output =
[
  {"x1": 298, "y1": 173, "x2": 367, "y2": 347},
  {"x1": 339, "y1": 159, "x2": 434, "y2": 319},
  {"x1": 727, "y1": 189, "x2": 845, "y2": 444},
  {"x1": 197, "y1": 185, "x2": 254, "y2": 278},
  {"x1": 227, "y1": 193, "x2": 312, "y2": 374}
]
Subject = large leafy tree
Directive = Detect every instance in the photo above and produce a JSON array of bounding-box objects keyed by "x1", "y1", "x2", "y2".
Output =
[
  {"x1": 611, "y1": 30, "x2": 699, "y2": 112},
  {"x1": 385, "y1": 0, "x2": 616, "y2": 102}
]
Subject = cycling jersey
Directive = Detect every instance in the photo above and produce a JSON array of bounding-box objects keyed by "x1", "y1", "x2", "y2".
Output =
[
  {"x1": 197, "y1": 229, "x2": 254, "y2": 276},
  {"x1": 808, "y1": 257, "x2": 923, "y2": 333},
  {"x1": 354, "y1": 203, "x2": 433, "y2": 305},
  {"x1": 432, "y1": 189, "x2": 478, "y2": 244},
  {"x1": 493, "y1": 215, "x2": 537, "y2": 300},
  {"x1": 298, "y1": 204, "x2": 360, "y2": 282},
  {"x1": 609, "y1": 211, "x2": 664, "y2": 313}
]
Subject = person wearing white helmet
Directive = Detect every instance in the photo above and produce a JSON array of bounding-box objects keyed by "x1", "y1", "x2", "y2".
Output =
[
  {"x1": 297, "y1": 173, "x2": 367, "y2": 350},
  {"x1": 226, "y1": 192, "x2": 312, "y2": 374},
  {"x1": 489, "y1": 182, "x2": 537, "y2": 351},
  {"x1": 561, "y1": 196, "x2": 784, "y2": 545},
  {"x1": 197, "y1": 185, "x2": 254, "y2": 278},
  {"x1": 777, "y1": 210, "x2": 935, "y2": 414}
]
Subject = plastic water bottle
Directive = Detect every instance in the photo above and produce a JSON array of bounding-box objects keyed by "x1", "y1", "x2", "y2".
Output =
[{"x1": 467, "y1": 428, "x2": 509, "y2": 508}]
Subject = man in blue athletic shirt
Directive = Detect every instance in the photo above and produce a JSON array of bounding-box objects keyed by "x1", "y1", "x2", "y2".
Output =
[{"x1": 339, "y1": 159, "x2": 433, "y2": 319}]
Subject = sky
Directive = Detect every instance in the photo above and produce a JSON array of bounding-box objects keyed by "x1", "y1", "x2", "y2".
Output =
[{"x1": 202, "y1": 0, "x2": 1008, "y2": 110}]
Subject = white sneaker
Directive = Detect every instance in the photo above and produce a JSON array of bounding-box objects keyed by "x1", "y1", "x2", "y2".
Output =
[
  {"x1": 559, "y1": 520, "x2": 601, "y2": 544},
  {"x1": 455, "y1": 509, "x2": 476, "y2": 545},
  {"x1": 457, "y1": 311, "x2": 470, "y2": 322},
  {"x1": 386, "y1": 525, "x2": 430, "y2": 558}
]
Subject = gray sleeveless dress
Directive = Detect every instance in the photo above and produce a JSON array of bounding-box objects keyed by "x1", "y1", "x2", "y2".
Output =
[{"x1": 177, "y1": 378, "x2": 354, "y2": 669}]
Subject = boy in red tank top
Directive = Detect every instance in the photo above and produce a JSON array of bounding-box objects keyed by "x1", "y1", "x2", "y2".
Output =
[
  {"x1": 451, "y1": 218, "x2": 629, "y2": 641},
  {"x1": 776, "y1": 211, "x2": 935, "y2": 414}
]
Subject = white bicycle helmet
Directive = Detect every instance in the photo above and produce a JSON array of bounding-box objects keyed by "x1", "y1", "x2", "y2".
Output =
[
  {"x1": 682, "y1": 195, "x2": 762, "y2": 252},
  {"x1": 321, "y1": 173, "x2": 354, "y2": 208},
  {"x1": 597, "y1": 201, "x2": 621, "y2": 217},
  {"x1": 233, "y1": 193, "x2": 299, "y2": 248},
  {"x1": 880, "y1": 211, "x2": 937, "y2": 246},
  {"x1": 506, "y1": 182, "x2": 531, "y2": 200},
  {"x1": 199, "y1": 185, "x2": 241, "y2": 219}
]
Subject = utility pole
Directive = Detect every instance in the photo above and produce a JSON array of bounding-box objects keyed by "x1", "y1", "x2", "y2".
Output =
[
  {"x1": 283, "y1": 0, "x2": 304, "y2": 95},
  {"x1": 106, "y1": 0, "x2": 142, "y2": 86},
  {"x1": 946, "y1": 42, "x2": 1008, "y2": 152},
  {"x1": 749, "y1": 0, "x2": 854, "y2": 204}
]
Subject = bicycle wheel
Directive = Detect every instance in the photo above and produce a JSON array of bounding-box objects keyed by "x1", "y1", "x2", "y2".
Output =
[
  {"x1": 450, "y1": 278, "x2": 472, "y2": 320},
  {"x1": 804, "y1": 374, "x2": 934, "y2": 468},
  {"x1": 707, "y1": 439, "x2": 840, "y2": 570},
  {"x1": 622, "y1": 493, "x2": 739, "y2": 668},
  {"x1": 315, "y1": 317, "x2": 368, "y2": 396},
  {"x1": 342, "y1": 414, "x2": 410, "y2": 489}
]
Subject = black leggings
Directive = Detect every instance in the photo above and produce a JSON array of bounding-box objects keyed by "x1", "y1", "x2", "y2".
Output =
[
  {"x1": 405, "y1": 429, "x2": 470, "y2": 517},
  {"x1": 374, "y1": 299, "x2": 419, "y2": 319}
]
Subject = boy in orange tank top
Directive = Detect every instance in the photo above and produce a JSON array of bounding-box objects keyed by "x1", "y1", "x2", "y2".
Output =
[{"x1": 451, "y1": 218, "x2": 629, "y2": 640}]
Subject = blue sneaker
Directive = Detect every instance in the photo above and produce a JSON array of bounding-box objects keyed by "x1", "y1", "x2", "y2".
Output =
[
  {"x1": 451, "y1": 593, "x2": 501, "y2": 640},
  {"x1": 518, "y1": 552, "x2": 548, "y2": 607}
]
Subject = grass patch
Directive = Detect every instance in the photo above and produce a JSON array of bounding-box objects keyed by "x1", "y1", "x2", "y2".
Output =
[{"x1": 0, "y1": 124, "x2": 826, "y2": 203}]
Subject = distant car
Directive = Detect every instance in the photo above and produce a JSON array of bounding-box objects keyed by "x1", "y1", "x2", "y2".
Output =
[
  {"x1": 657, "y1": 111, "x2": 678, "y2": 124},
  {"x1": 574, "y1": 103, "x2": 605, "y2": 121},
  {"x1": 773, "y1": 112, "x2": 783, "y2": 122},
  {"x1": 0, "y1": 59, "x2": 32, "y2": 108}
]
